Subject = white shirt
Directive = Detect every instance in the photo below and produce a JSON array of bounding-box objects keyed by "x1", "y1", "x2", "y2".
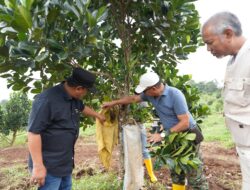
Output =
[{"x1": 223, "y1": 39, "x2": 250, "y2": 125}]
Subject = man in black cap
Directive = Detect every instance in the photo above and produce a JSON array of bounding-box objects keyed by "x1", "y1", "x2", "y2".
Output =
[{"x1": 27, "y1": 67, "x2": 105, "y2": 190}]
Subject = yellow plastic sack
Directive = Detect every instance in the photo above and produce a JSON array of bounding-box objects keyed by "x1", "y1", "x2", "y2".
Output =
[{"x1": 96, "y1": 107, "x2": 119, "y2": 170}]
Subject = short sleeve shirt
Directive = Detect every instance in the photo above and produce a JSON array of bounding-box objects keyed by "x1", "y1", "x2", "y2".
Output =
[
  {"x1": 28, "y1": 82, "x2": 84, "y2": 177},
  {"x1": 141, "y1": 85, "x2": 196, "y2": 130}
]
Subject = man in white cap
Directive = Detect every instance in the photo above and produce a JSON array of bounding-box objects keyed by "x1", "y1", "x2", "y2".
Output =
[{"x1": 102, "y1": 71, "x2": 208, "y2": 190}]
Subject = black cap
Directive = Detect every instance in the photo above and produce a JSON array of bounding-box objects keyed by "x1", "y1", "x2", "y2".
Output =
[{"x1": 67, "y1": 67, "x2": 96, "y2": 92}]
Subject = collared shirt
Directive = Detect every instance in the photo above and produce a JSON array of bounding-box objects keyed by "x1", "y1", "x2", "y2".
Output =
[
  {"x1": 141, "y1": 85, "x2": 196, "y2": 130},
  {"x1": 28, "y1": 82, "x2": 84, "y2": 177},
  {"x1": 223, "y1": 39, "x2": 250, "y2": 125}
]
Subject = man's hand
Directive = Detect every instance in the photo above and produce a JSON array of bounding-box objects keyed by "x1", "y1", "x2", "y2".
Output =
[
  {"x1": 148, "y1": 133, "x2": 162, "y2": 144},
  {"x1": 102, "y1": 101, "x2": 116, "y2": 109},
  {"x1": 97, "y1": 114, "x2": 106, "y2": 124},
  {"x1": 30, "y1": 164, "x2": 47, "y2": 187}
]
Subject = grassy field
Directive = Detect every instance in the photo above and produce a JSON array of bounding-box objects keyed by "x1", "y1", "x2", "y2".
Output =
[
  {"x1": 0, "y1": 131, "x2": 27, "y2": 148},
  {"x1": 0, "y1": 164, "x2": 124, "y2": 190},
  {"x1": 0, "y1": 112, "x2": 233, "y2": 147},
  {"x1": 200, "y1": 113, "x2": 234, "y2": 148},
  {"x1": 0, "y1": 124, "x2": 96, "y2": 148},
  {"x1": 0, "y1": 112, "x2": 234, "y2": 190}
]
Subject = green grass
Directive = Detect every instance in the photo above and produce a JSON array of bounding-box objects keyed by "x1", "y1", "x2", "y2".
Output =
[
  {"x1": 73, "y1": 172, "x2": 122, "y2": 190},
  {"x1": 0, "y1": 164, "x2": 36, "y2": 190},
  {"x1": 0, "y1": 112, "x2": 235, "y2": 189},
  {"x1": 0, "y1": 164, "x2": 165, "y2": 190},
  {"x1": 0, "y1": 114, "x2": 234, "y2": 149},
  {"x1": 79, "y1": 125, "x2": 96, "y2": 137},
  {"x1": 73, "y1": 170, "x2": 166, "y2": 190},
  {"x1": 0, "y1": 130, "x2": 27, "y2": 148},
  {"x1": 0, "y1": 165, "x2": 122, "y2": 190},
  {"x1": 0, "y1": 113, "x2": 235, "y2": 149},
  {"x1": 0, "y1": 125, "x2": 96, "y2": 148},
  {"x1": 201, "y1": 113, "x2": 234, "y2": 148}
]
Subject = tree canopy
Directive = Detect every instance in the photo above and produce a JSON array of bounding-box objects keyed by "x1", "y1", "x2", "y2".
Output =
[
  {"x1": 0, "y1": 92, "x2": 31, "y2": 145},
  {"x1": 0, "y1": 0, "x2": 208, "y2": 122}
]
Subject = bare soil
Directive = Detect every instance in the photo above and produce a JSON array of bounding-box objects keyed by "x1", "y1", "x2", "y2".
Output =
[{"x1": 0, "y1": 137, "x2": 241, "y2": 190}]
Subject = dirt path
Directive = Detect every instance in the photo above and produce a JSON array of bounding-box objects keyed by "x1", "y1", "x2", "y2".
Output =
[
  {"x1": 201, "y1": 142, "x2": 241, "y2": 190},
  {"x1": 0, "y1": 137, "x2": 241, "y2": 190}
]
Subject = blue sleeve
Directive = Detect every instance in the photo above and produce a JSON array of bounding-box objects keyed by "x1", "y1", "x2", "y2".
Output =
[
  {"x1": 28, "y1": 97, "x2": 51, "y2": 134},
  {"x1": 140, "y1": 93, "x2": 148, "y2": 102},
  {"x1": 173, "y1": 90, "x2": 188, "y2": 115}
]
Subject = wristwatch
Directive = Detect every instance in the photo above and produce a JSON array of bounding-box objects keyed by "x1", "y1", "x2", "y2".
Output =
[{"x1": 160, "y1": 132, "x2": 166, "y2": 138}]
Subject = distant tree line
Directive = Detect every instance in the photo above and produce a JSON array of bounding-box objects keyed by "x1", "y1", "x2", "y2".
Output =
[
  {"x1": 189, "y1": 80, "x2": 222, "y2": 94},
  {"x1": 189, "y1": 80, "x2": 223, "y2": 113}
]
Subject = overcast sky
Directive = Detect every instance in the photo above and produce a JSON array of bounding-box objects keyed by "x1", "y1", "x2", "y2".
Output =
[
  {"x1": 0, "y1": 0, "x2": 249, "y2": 100},
  {"x1": 177, "y1": 0, "x2": 250, "y2": 83}
]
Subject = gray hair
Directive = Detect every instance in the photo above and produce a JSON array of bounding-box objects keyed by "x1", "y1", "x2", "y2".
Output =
[{"x1": 203, "y1": 12, "x2": 242, "y2": 36}]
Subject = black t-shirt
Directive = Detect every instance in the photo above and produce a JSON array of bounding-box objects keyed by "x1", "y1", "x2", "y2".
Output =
[{"x1": 28, "y1": 82, "x2": 84, "y2": 177}]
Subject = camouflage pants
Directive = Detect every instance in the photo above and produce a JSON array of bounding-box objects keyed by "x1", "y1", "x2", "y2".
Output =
[{"x1": 170, "y1": 145, "x2": 209, "y2": 190}]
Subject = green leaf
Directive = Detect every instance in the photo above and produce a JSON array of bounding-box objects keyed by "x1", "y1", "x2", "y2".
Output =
[
  {"x1": 23, "y1": 86, "x2": 31, "y2": 92},
  {"x1": 17, "y1": 5, "x2": 32, "y2": 30},
  {"x1": 0, "y1": 46, "x2": 9, "y2": 57},
  {"x1": 161, "y1": 144, "x2": 172, "y2": 155},
  {"x1": 192, "y1": 157, "x2": 202, "y2": 165},
  {"x1": 171, "y1": 143, "x2": 188, "y2": 157},
  {"x1": 166, "y1": 158, "x2": 175, "y2": 169},
  {"x1": 184, "y1": 133, "x2": 196, "y2": 141},
  {"x1": 86, "y1": 10, "x2": 96, "y2": 27},
  {"x1": 96, "y1": 5, "x2": 108, "y2": 22},
  {"x1": 54, "y1": 64, "x2": 67, "y2": 71},
  {"x1": 155, "y1": 27, "x2": 165, "y2": 37},
  {"x1": 25, "y1": 77, "x2": 33, "y2": 84},
  {"x1": 47, "y1": 39, "x2": 63, "y2": 53},
  {"x1": 0, "y1": 73, "x2": 11, "y2": 78},
  {"x1": 35, "y1": 51, "x2": 49, "y2": 62},
  {"x1": 186, "y1": 19, "x2": 200, "y2": 29},
  {"x1": 58, "y1": 52, "x2": 68, "y2": 60},
  {"x1": 47, "y1": 7, "x2": 60, "y2": 24},
  {"x1": 181, "y1": 145, "x2": 194, "y2": 156},
  {"x1": 64, "y1": 2, "x2": 80, "y2": 19},
  {"x1": 187, "y1": 160, "x2": 198, "y2": 170},
  {"x1": 174, "y1": 164, "x2": 182, "y2": 175},
  {"x1": 31, "y1": 88, "x2": 42, "y2": 94},
  {"x1": 33, "y1": 80, "x2": 42, "y2": 89},
  {"x1": 0, "y1": 64, "x2": 11, "y2": 72},
  {"x1": 4, "y1": 0, "x2": 16, "y2": 9},
  {"x1": 168, "y1": 132, "x2": 178, "y2": 143},
  {"x1": 22, "y1": 0, "x2": 34, "y2": 10},
  {"x1": 183, "y1": 45, "x2": 197, "y2": 53},
  {"x1": 186, "y1": 35, "x2": 190, "y2": 43},
  {"x1": 18, "y1": 41, "x2": 37, "y2": 56},
  {"x1": 86, "y1": 35, "x2": 97, "y2": 45},
  {"x1": 17, "y1": 32, "x2": 27, "y2": 41},
  {"x1": 12, "y1": 83, "x2": 24, "y2": 90},
  {"x1": 180, "y1": 154, "x2": 191, "y2": 165},
  {"x1": 32, "y1": 28, "x2": 43, "y2": 40},
  {"x1": 0, "y1": 13, "x2": 13, "y2": 23}
]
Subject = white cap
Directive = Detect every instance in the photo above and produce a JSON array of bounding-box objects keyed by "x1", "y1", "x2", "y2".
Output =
[{"x1": 135, "y1": 72, "x2": 160, "y2": 94}]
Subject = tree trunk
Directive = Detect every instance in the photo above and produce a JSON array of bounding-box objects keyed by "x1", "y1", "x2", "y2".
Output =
[{"x1": 10, "y1": 130, "x2": 17, "y2": 146}]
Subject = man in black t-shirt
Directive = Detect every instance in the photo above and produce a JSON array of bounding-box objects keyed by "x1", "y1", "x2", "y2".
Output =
[{"x1": 28, "y1": 68, "x2": 105, "y2": 190}]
